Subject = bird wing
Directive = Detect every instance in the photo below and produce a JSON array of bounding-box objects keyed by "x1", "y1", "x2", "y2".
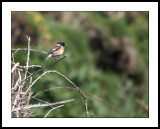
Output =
[{"x1": 48, "y1": 45, "x2": 61, "y2": 55}]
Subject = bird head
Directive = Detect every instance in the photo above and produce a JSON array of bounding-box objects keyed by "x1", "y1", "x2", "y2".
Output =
[{"x1": 56, "y1": 42, "x2": 66, "y2": 47}]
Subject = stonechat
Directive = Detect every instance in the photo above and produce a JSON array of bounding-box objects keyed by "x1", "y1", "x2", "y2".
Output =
[{"x1": 44, "y1": 42, "x2": 66, "y2": 62}]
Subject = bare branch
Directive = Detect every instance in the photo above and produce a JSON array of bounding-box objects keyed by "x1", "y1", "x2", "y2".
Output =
[
  {"x1": 11, "y1": 62, "x2": 41, "y2": 69},
  {"x1": 11, "y1": 37, "x2": 90, "y2": 117},
  {"x1": 12, "y1": 46, "x2": 67, "y2": 85},
  {"x1": 86, "y1": 93, "x2": 121, "y2": 116},
  {"x1": 32, "y1": 86, "x2": 121, "y2": 116},
  {"x1": 23, "y1": 36, "x2": 31, "y2": 86},
  {"x1": 12, "y1": 99, "x2": 75, "y2": 112},
  {"x1": 51, "y1": 71, "x2": 89, "y2": 118},
  {"x1": 23, "y1": 70, "x2": 89, "y2": 117},
  {"x1": 44, "y1": 105, "x2": 64, "y2": 118},
  {"x1": 21, "y1": 55, "x2": 67, "y2": 84},
  {"x1": 11, "y1": 48, "x2": 48, "y2": 55},
  {"x1": 136, "y1": 99, "x2": 148, "y2": 115},
  {"x1": 32, "y1": 97, "x2": 55, "y2": 109},
  {"x1": 11, "y1": 62, "x2": 19, "y2": 73}
]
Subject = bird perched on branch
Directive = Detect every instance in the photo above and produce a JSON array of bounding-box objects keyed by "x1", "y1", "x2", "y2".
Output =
[{"x1": 44, "y1": 42, "x2": 66, "y2": 62}]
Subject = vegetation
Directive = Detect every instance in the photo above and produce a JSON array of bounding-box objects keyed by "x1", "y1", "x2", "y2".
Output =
[{"x1": 11, "y1": 11, "x2": 149, "y2": 118}]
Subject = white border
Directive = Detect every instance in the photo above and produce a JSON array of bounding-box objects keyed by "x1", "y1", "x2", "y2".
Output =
[{"x1": 2, "y1": 2, "x2": 158, "y2": 127}]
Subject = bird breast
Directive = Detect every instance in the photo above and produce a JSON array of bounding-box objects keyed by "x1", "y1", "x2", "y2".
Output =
[{"x1": 52, "y1": 47, "x2": 64, "y2": 56}]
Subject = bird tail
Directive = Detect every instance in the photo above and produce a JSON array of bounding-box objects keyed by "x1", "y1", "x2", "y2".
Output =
[{"x1": 44, "y1": 54, "x2": 52, "y2": 62}]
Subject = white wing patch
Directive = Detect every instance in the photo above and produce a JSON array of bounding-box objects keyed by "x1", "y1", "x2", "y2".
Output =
[
  {"x1": 52, "y1": 48, "x2": 56, "y2": 51},
  {"x1": 56, "y1": 44, "x2": 61, "y2": 47}
]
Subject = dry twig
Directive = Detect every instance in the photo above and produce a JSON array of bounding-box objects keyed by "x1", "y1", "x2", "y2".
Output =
[
  {"x1": 21, "y1": 55, "x2": 67, "y2": 84},
  {"x1": 22, "y1": 36, "x2": 31, "y2": 89},
  {"x1": 22, "y1": 70, "x2": 89, "y2": 117},
  {"x1": 11, "y1": 62, "x2": 41, "y2": 69},
  {"x1": 44, "y1": 105, "x2": 64, "y2": 118},
  {"x1": 11, "y1": 62, "x2": 19, "y2": 73},
  {"x1": 12, "y1": 48, "x2": 48, "y2": 55},
  {"x1": 12, "y1": 99, "x2": 75, "y2": 112},
  {"x1": 11, "y1": 36, "x2": 89, "y2": 118},
  {"x1": 32, "y1": 86, "x2": 121, "y2": 116}
]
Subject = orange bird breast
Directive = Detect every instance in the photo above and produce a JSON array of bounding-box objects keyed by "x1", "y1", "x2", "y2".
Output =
[{"x1": 52, "y1": 47, "x2": 64, "y2": 56}]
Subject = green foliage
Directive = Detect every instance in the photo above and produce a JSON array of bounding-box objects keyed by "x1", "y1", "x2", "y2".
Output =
[{"x1": 12, "y1": 11, "x2": 149, "y2": 118}]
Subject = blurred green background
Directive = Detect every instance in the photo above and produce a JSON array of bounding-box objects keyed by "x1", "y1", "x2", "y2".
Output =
[{"x1": 11, "y1": 11, "x2": 149, "y2": 118}]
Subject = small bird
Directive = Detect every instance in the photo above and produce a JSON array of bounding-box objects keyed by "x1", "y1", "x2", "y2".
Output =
[{"x1": 44, "y1": 42, "x2": 66, "y2": 62}]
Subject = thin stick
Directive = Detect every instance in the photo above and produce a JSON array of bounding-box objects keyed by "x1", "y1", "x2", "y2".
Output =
[
  {"x1": 12, "y1": 99, "x2": 75, "y2": 112},
  {"x1": 52, "y1": 71, "x2": 89, "y2": 118},
  {"x1": 32, "y1": 86, "x2": 121, "y2": 115},
  {"x1": 86, "y1": 93, "x2": 121, "y2": 115},
  {"x1": 23, "y1": 36, "x2": 31, "y2": 86},
  {"x1": 44, "y1": 105, "x2": 64, "y2": 118},
  {"x1": 11, "y1": 70, "x2": 22, "y2": 92},
  {"x1": 21, "y1": 55, "x2": 67, "y2": 84},
  {"x1": 23, "y1": 70, "x2": 89, "y2": 117},
  {"x1": 26, "y1": 110, "x2": 34, "y2": 118},
  {"x1": 136, "y1": 99, "x2": 148, "y2": 115},
  {"x1": 11, "y1": 62, "x2": 19, "y2": 73},
  {"x1": 32, "y1": 97, "x2": 55, "y2": 109},
  {"x1": 11, "y1": 62, "x2": 41, "y2": 69},
  {"x1": 11, "y1": 53, "x2": 16, "y2": 88},
  {"x1": 12, "y1": 48, "x2": 48, "y2": 55},
  {"x1": 11, "y1": 47, "x2": 67, "y2": 84}
]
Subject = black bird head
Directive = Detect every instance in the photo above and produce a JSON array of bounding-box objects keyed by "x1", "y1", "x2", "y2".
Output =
[{"x1": 56, "y1": 42, "x2": 66, "y2": 47}]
